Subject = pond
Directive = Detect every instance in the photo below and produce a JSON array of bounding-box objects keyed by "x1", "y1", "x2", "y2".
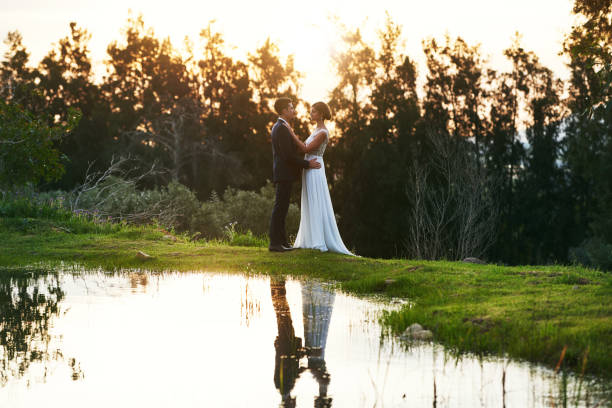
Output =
[{"x1": 0, "y1": 266, "x2": 609, "y2": 407}]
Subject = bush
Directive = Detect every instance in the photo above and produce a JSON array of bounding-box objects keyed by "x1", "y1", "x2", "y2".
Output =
[
  {"x1": 0, "y1": 194, "x2": 130, "y2": 235},
  {"x1": 190, "y1": 191, "x2": 231, "y2": 239},
  {"x1": 2, "y1": 177, "x2": 300, "y2": 244},
  {"x1": 223, "y1": 182, "x2": 300, "y2": 236},
  {"x1": 191, "y1": 181, "x2": 299, "y2": 240},
  {"x1": 60, "y1": 176, "x2": 200, "y2": 231},
  {"x1": 569, "y1": 237, "x2": 612, "y2": 271},
  {"x1": 221, "y1": 223, "x2": 268, "y2": 247}
]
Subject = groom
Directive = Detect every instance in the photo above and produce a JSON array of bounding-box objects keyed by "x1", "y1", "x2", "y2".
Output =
[{"x1": 268, "y1": 97, "x2": 320, "y2": 252}]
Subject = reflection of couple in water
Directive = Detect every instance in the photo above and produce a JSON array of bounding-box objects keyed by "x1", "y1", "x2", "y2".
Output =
[{"x1": 270, "y1": 277, "x2": 335, "y2": 408}]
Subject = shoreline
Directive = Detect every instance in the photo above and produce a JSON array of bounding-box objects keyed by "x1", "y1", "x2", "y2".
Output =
[{"x1": 1, "y1": 218, "x2": 611, "y2": 381}]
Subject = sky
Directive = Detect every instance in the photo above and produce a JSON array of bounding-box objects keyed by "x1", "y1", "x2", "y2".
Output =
[{"x1": 1, "y1": 0, "x2": 577, "y2": 103}]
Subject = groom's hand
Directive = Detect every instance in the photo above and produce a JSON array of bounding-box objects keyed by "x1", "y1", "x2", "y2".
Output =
[{"x1": 308, "y1": 159, "x2": 321, "y2": 169}]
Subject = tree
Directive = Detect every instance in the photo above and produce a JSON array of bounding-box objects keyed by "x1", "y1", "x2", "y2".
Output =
[
  {"x1": 0, "y1": 100, "x2": 80, "y2": 190},
  {"x1": 36, "y1": 22, "x2": 113, "y2": 190},
  {"x1": 0, "y1": 31, "x2": 43, "y2": 112},
  {"x1": 406, "y1": 131, "x2": 499, "y2": 260},
  {"x1": 562, "y1": 0, "x2": 612, "y2": 260},
  {"x1": 422, "y1": 34, "x2": 490, "y2": 165},
  {"x1": 104, "y1": 14, "x2": 197, "y2": 186},
  {"x1": 329, "y1": 17, "x2": 421, "y2": 257}
]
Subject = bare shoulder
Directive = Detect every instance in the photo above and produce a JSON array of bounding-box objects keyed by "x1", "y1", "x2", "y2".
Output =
[{"x1": 316, "y1": 127, "x2": 329, "y2": 137}]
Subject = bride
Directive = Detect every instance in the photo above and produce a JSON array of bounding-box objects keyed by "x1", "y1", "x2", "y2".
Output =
[{"x1": 283, "y1": 102, "x2": 355, "y2": 256}]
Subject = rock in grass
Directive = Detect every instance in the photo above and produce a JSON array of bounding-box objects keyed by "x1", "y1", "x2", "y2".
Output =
[
  {"x1": 400, "y1": 323, "x2": 433, "y2": 341},
  {"x1": 462, "y1": 257, "x2": 485, "y2": 264},
  {"x1": 411, "y1": 330, "x2": 433, "y2": 340},
  {"x1": 162, "y1": 234, "x2": 177, "y2": 242},
  {"x1": 136, "y1": 251, "x2": 152, "y2": 260},
  {"x1": 384, "y1": 278, "x2": 396, "y2": 286},
  {"x1": 404, "y1": 323, "x2": 423, "y2": 334}
]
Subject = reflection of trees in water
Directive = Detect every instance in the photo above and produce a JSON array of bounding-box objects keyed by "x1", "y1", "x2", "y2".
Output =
[
  {"x1": 0, "y1": 269, "x2": 82, "y2": 385},
  {"x1": 270, "y1": 278, "x2": 334, "y2": 408}
]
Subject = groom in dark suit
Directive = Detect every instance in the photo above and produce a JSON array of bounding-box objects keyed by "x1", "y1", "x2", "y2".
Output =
[{"x1": 269, "y1": 97, "x2": 320, "y2": 252}]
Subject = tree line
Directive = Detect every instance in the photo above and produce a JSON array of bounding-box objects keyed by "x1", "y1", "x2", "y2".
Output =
[{"x1": 1, "y1": 2, "x2": 610, "y2": 266}]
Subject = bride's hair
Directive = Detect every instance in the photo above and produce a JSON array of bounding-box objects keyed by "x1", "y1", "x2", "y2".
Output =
[{"x1": 313, "y1": 101, "x2": 332, "y2": 120}]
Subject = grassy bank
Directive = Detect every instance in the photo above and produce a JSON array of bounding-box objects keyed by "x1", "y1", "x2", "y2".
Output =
[{"x1": 1, "y1": 214, "x2": 611, "y2": 382}]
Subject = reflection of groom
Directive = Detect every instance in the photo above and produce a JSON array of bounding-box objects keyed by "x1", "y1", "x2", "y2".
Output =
[
  {"x1": 268, "y1": 97, "x2": 320, "y2": 252},
  {"x1": 270, "y1": 277, "x2": 303, "y2": 407}
]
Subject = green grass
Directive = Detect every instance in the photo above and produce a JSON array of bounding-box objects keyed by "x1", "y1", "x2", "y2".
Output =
[{"x1": 1, "y1": 213, "x2": 611, "y2": 382}]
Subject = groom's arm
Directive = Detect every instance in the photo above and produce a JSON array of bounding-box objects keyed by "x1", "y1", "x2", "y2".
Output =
[{"x1": 277, "y1": 126, "x2": 310, "y2": 169}]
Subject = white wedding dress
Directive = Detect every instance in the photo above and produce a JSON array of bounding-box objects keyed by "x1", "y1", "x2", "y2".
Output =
[{"x1": 293, "y1": 129, "x2": 355, "y2": 256}]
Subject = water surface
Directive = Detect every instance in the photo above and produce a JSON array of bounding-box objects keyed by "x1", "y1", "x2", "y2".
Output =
[{"x1": 0, "y1": 267, "x2": 609, "y2": 407}]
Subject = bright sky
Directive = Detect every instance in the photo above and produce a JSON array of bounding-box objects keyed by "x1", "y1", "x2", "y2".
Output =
[{"x1": 1, "y1": 0, "x2": 576, "y2": 103}]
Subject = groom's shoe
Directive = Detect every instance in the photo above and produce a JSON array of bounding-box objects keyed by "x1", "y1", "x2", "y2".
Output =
[
  {"x1": 269, "y1": 245, "x2": 290, "y2": 252},
  {"x1": 282, "y1": 245, "x2": 295, "y2": 251}
]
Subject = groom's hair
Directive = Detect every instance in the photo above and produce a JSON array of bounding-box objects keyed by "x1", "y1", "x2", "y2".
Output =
[{"x1": 274, "y1": 97, "x2": 293, "y2": 115}]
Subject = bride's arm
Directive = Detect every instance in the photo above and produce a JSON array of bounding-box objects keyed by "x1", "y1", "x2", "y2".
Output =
[
  {"x1": 284, "y1": 125, "x2": 327, "y2": 153},
  {"x1": 285, "y1": 125, "x2": 309, "y2": 153}
]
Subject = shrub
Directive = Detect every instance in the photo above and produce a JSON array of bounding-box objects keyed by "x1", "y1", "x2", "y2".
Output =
[
  {"x1": 61, "y1": 176, "x2": 200, "y2": 231},
  {"x1": 191, "y1": 181, "x2": 300, "y2": 240},
  {"x1": 222, "y1": 182, "x2": 300, "y2": 236},
  {"x1": 2, "y1": 177, "x2": 301, "y2": 244},
  {"x1": 569, "y1": 237, "x2": 612, "y2": 271},
  {"x1": 222, "y1": 223, "x2": 268, "y2": 247},
  {"x1": 190, "y1": 191, "x2": 231, "y2": 239}
]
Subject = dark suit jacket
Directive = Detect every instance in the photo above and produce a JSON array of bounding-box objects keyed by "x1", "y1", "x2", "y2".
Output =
[{"x1": 271, "y1": 119, "x2": 309, "y2": 182}]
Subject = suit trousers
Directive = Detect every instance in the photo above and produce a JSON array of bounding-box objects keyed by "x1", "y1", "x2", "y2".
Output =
[{"x1": 269, "y1": 181, "x2": 292, "y2": 247}]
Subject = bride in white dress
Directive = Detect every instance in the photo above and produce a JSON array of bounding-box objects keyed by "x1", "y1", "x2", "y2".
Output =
[{"x1": 283, "y1": 102, "x2": 355, "y2": 256}]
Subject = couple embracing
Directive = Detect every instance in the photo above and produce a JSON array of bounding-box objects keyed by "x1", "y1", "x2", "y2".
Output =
[{"x1": 268, "y1": 97, "x2": 355, "y2": 256}]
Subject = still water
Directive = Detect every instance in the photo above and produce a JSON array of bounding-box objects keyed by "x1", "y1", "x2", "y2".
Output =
[{"x1": 0, "y1": 266, "x2": 609, "y2": 407}]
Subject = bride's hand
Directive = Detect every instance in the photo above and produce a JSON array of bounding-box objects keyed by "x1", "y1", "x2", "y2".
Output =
[
  {"x1": 283, "y1": 123, "x2": 296, "y2": 136},
  {"x1": 284, "y1": 123, "x2": 302, "y2": 142},
  {"x1": 283, "y1": 123, "x2": 308, "y2": 153}
]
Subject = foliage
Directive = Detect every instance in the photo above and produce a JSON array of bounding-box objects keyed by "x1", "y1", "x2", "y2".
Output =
[
  {"x1": 1, "y1": 4, "x2": 611, "y2": 266},
  {"x1": 0, "y1": 195, "x2": 131, "y2": 235},
  {"x1": 193, "y1": 181, "x2": 299, "y2": 239},
  {"x1": 570, "y1": 238, "x2": 612, "y2": 271},
  {"x1": 0, "y1": 100, "x2": 80, "y2": 189},
  {"x1": 405, "y1": 131, "x2": 499, "y2": 260},
  {"x1": 222, "y1": 222, "x2": 269, "y2": 247},
  {"x1": 1, "y1": 176, "x2": 295, "y2": 244}
]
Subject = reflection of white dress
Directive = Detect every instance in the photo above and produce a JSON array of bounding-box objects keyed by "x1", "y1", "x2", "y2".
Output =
[
  {"x1": 293, "y1": 129, "x2": 355, "y2": 256},
  {"x1": 301, "y1": 281, "x2": 335, "y2": 360}
]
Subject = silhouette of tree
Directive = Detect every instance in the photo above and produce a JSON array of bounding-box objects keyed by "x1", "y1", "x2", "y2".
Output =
[
  {"x1": 562, "y1": 0, "x2": 612, "y2": 256},
  {"x1": 0, "y1": 31, "x2": 44, "y2": 112}
]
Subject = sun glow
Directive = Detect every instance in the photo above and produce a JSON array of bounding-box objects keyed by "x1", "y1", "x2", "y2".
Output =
[{"x1": 1, "y1": 0, "x2": 575, "y2": 103}]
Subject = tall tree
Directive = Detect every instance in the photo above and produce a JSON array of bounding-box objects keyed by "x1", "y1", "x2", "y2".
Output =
[
  {"x1": 563, "y1": 0, "x2": 612, "y2": 251},
  {"x1": 422, "y1": 34, "x2": 490, "y2": 165},
  {"x1": 329, "y1": 17, "x2": 420, "y2": 256},
  {"x1": 103, "y1": 14, "x2": 196, "y2": 186},
  {"x1": 37, "y1": 23, "x2": 112, "y2": 189},
  {"x1": 0, "y1": 31, "x2": 43, "y2": 112}
]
